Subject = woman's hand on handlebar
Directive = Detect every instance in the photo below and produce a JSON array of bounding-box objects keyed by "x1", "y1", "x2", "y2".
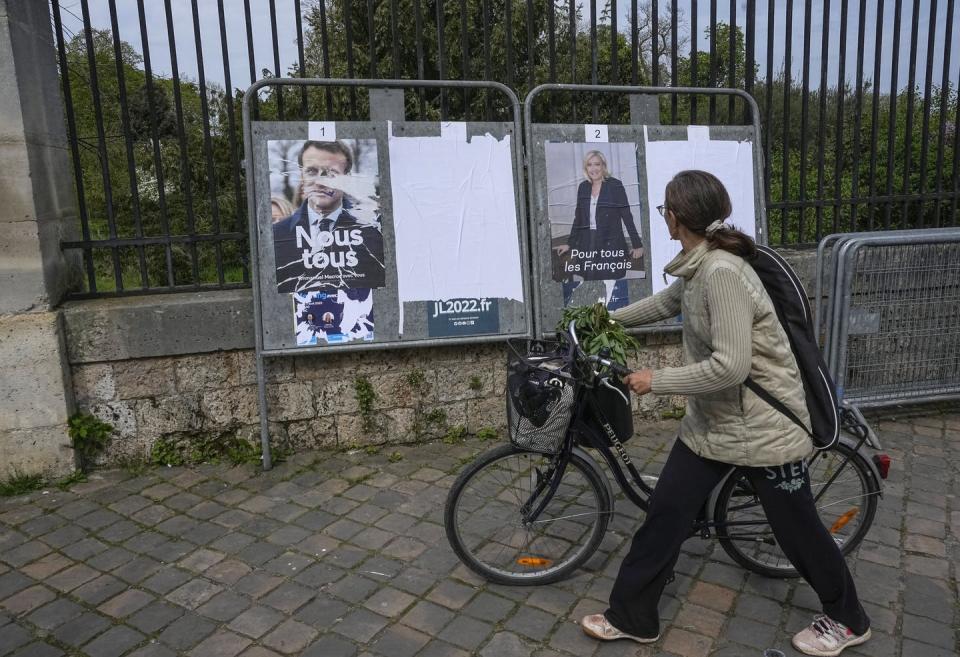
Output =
[{"x1": 623, "y1": 369, "x2": 654, "y2": 395}]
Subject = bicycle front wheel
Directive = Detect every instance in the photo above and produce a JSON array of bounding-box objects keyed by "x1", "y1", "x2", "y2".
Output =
[
  {"x1": 444, "y1": 444, "x2": 612, "y2": 585},
  {"x1": 714, "y1": 440, "x2": 880, "y2": 578}
]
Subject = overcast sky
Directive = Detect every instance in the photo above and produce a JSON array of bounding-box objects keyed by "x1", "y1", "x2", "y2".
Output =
[{"x1": 56, "y1": 0, "x2": 959, "y2": 95}]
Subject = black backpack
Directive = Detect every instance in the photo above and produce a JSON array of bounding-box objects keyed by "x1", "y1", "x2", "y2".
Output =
[{"x1": 745, "y1": 245, "x2": 840, "y2": 451}]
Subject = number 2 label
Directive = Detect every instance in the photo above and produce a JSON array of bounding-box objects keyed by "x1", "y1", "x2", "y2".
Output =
[{"x1": 585, "y1": 124, "x2": 608, "y2": 142}]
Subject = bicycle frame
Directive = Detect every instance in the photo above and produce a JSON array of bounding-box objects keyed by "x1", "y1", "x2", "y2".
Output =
[{"x1": 520, "y1": 378, "x2": 882, "y2": 544}]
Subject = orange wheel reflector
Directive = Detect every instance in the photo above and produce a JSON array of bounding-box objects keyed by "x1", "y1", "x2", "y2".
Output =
[
  {"x1": 516, "y1": 557, "x2": 553, "y2": 567},
  {"x1": 829, "y1": 508, "x2": 859, "y2": 533}
]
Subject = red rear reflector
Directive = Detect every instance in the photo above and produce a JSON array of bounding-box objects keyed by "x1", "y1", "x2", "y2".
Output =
[
  {"x1": 516, "y1": 557, "x2": 552, "y2": 567},
  {"x1": 829, "y1": 508, "x2": 859, "y2": 533},
  {"x1": 872, "y1": 454, "x2": 891, "y2": 479}
]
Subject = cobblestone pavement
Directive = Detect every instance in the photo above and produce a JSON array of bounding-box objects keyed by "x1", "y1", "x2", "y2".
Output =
[{"x1": 1, "y1": 412, "x2": 958, "y2": 657}]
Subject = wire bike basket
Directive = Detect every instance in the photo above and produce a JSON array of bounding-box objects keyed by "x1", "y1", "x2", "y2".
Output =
[{"x1": 505, "y1": 340, "x2": 577, "y2": 455}]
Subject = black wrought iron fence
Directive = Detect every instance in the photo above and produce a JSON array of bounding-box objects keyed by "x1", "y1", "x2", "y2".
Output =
[{"x1": 50, "y1": 0, "x2": 960, "y2": 298}]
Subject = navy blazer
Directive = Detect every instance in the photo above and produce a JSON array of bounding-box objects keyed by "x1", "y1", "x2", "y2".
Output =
[
  {"x1": 272, "y1": 200, "x2": 385, "y2": 292},
  {"x1": 567, "y1": 177, "x2": 642, "y2": 255}
]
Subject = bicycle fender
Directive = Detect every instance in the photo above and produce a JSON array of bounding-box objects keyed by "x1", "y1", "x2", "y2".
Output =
[
  {"x1": 839, "y1": 432, "x2": 883, "y2": 496},
  {"x1": 706, "y1": 430, "x2": 883, "y2": 517},
  {"x1": 571, "y1": 446, "x2": 616, "y2": 511}
]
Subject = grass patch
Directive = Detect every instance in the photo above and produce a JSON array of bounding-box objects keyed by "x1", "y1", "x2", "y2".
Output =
[
  {"x1": 442, "y1": 424, "x2": 467, "y2": 445},
  {"x1": 660, "y1": 407, "x2": 686, "y2": 420},
  {"x1": 0, "y1": 470, "x2": 45, "y2": 497},
  {"x1": 54, "y1": 471, "x2": 88, "y2": 491},
  {"x1": 151, "y1": 432, "x2": 263, "y2": 467}
]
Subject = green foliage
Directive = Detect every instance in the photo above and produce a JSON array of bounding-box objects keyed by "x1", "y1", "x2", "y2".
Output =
[
  {"x1": 354, "y1": 376, "x2": 378, "y2": 434},
  {"x1": 61, "y1": 29, "x2": 246, "y2": 294},
  {"x1": 0, "y1": 470, "x2": 45, "y2": 497},
  {"x1": 476, "y1": 427, "x2": 499, "y2": 441},
  {"x1": 405, "y1": 368, "x2": 427, "y2": 390},
  {"x1": 224, "y1": 439, "x2": 262, "y2": 466},
  {"x1": 425, "y1": 409, "x2": 447, "y2": 425},
  {"x1": 55, "y1": 471, "x2": 88, "y2": 491},
  {"x1": 660, "y1": 407, "x2": 686, "y2": 420},
  {"x1": 559, "y1": 303, "x2": 641, "y2": 365},
  {"x1": 364, "y1": 445, "x2": 381, "y2": 456},
  {"x1": 150, "y1": 433, "x2": 262, "y2": 467},
  {"x1": 442, "y1": 424, "x2": 468, "y2": 444},
  {"x1": 151, "y1": 436, "x2": 185, "y2": 467},
  {"x1": 468, "y1": 376, "x2": 483, "y2": 392},
  {"x1": 68, "y1": 413, "x2": 114, "y2": 471},
  {"x1": 388, "y1": 451, "x2": 404, "y2": 463},
  {"x1": 61, "y1": 5, "x2": 960, "y2": 300}
]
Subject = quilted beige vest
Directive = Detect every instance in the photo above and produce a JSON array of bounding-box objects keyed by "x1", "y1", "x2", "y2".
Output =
[{"x1": 668, "y1": 243, "x2": 814, "y2": 467}]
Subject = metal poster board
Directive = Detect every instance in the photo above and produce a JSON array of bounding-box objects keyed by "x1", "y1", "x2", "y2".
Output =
[
  {"x1": 243, "y1": 79, "x2": 532, "y2": 468},
  {"x1": 524, "y1": 85, "x2": 768, "y2": 338}
]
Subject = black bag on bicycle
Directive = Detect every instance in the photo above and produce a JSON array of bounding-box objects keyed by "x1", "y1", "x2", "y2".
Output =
[
  {"x1": 585, "y1": 380, "x2": 633, "y2": 444},
  {"x1": 505, "y1": 341, "x2": 575, "y2": 454},
  {"x1": 746, "y1": 245, "x2": 840, "y2": 450}
]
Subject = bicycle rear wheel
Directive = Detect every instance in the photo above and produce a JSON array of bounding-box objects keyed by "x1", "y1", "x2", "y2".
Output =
[
  {"x1": 444, "y1": 444, "x2": 611, "y2": 585},
  {"x1": 714, "y1": 440, "x2": 879, "y2": 578}
]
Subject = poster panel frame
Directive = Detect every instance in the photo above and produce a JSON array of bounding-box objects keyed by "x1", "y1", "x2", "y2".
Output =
[
  {"x1": 523, "y1": 85, "x2": 769, "y2": 339},
  {"x1": 243, "y1": 78, "x2": 532, "y2": 468}
]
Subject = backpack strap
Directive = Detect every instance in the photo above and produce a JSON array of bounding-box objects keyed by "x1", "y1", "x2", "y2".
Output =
[{"x1": 743, "y1": 377, "x2": 814, "y2": 439}]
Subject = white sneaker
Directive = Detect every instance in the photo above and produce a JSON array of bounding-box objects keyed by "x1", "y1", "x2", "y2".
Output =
[
  {"x1": 791, "y1": 615, "x2": 871, "y2": 656},
  {"x1": 580, "y1": 614, "x2": 659, "y2": 643}
]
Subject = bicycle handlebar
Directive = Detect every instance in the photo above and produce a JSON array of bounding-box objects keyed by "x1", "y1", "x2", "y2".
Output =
[{"x1": 565, "y1": 320, "x2": 634, "y2": 382}]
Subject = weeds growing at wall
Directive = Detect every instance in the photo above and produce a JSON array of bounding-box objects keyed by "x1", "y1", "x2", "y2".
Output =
[
  {"x1": 0, "y1": 470, "x2": 45, "y2": 497},
  {"x1": 68, "y1": 413, "x2": 114, "y2": 472},
  {"x1": 150, "y1": 432, "x2": 263, "y2": 467},
  {"x1": 354, "y1": 376, "x2": 378, "y2": 434}
]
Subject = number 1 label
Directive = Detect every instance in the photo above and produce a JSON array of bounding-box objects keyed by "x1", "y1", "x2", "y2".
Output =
[
  {"x1": 308, "y1": 121, "x2": 337, "y2": 141},
  {"x1": 585, "y1": 124, "x2": 608, "y2": 142}
]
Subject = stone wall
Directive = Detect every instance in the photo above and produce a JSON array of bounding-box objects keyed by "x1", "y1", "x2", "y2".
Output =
[
  {"x1": 63, "y1": 246, "x2": 823, "y2": 466},
  {"x1": 3, "y1": 269, "x2": 808, "y2": 478},
  {"x1": 70, "y1": 337, "x2": 686, "y2": 464}
]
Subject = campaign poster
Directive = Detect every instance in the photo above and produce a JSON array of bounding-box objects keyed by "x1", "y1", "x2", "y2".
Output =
[
  {"x1": 293, "y1": 289, "x2": 374, "y2": 346},
  {"x1": 268, "y1": 139, "x2": 385, "y2": 293},
  {"x1": 427, "y1": 298, "x2": 500, "y2": 338},
  {"x1": 544, "y1": 142, "x2": 645, "y2": 308}
]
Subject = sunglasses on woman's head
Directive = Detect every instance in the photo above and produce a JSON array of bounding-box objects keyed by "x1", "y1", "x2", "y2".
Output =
[{"x1": 656, "y1": 204, "x2": 667, "y2": 217}]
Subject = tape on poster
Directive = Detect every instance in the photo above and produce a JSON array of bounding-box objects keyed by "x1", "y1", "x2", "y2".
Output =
[
  {"x1": 440, "y1": 121, "x2": 468, "y2": 141},
  {"x1": 687, "y1": 125, "x2": 710, "y2": 141}
]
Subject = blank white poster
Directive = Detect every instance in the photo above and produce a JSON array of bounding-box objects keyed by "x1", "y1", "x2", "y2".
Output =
[
  {"x1": 388, "y1": 127, "x2": 524, "y2": 333},
  {"x1": 644, "y1": 126, "x2": 756, "y2": 294}
]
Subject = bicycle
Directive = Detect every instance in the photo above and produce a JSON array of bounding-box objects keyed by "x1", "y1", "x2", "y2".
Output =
[{"x1": 444, "y1": 321, "x2": 890, "y2": 585}]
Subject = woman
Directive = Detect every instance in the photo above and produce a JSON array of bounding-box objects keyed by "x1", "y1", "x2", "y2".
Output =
[
  {"x1": 555, "y1": 151, "x2": 644, "y2": 288},
  {"x1": 580, "y1": 170, "x2": 871, "y2": 657}
]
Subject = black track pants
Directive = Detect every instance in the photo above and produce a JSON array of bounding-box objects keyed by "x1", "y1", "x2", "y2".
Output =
[{"x1": 604, "y1": 439, "x2": 870, "y2": 638}]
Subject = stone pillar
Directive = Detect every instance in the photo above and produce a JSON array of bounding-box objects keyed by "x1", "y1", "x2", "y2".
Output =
[{"x1": 0, "y1": 0, "x2": 82, "y2": 477}]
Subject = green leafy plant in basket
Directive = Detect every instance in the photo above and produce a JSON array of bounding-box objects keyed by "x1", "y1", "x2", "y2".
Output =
[{"x1": 557, "y1": 303, "x2": 641, "y2": 366}]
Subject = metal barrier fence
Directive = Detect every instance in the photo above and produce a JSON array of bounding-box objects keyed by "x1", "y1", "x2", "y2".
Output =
[
  {"x1": 49, "y1": 0, "x2": 960, "y2": 298},
  {"x1": 818, "y1": 228, "x2": 960, "y2": 408}
]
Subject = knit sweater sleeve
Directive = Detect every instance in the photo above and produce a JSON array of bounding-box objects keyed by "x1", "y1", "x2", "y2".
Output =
[
  {"x1": 651, "y1": 268, "x2": 754, "y2": 395},
  {"x1": 609, "y1": 279, "x2": 683, "y2": 327}
]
